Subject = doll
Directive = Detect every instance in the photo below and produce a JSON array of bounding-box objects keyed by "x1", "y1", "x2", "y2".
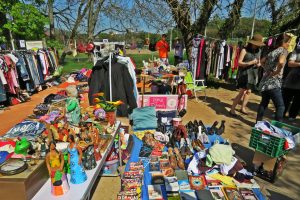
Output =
[
  {"x1": 46, "y1": 141, "x2": 69, "y2": 196},
  {"x1": 65, "y1": 85, "x2": 81, "y2": 126},
  {"x1": 80, "y1": 127, "x2": 97, "y2": 170},
  {"x1": 67, "y1": 134, "x2": 87, "y2": 184},
  {"x1": 86, "y1": 120, "x2": 102, "y2": 161}
]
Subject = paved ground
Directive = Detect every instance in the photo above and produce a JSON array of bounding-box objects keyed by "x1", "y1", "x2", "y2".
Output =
[{"x1": 0, "y1": 83, "x2": 299, "y2": 200}]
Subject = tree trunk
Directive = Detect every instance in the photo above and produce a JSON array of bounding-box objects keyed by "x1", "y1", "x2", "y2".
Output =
[
  {"x1": 60, "y1": 0, "x2": 92, "y2": 64},
  {"x1": 219, "y1": 0, "x2": 245, "y2": 39},
  {"x1": 88, "y1": 0, "x2": 105, "y2": 41},
  {"x1": 48, "y1": 0, "x2": 55, "y2": 39}
]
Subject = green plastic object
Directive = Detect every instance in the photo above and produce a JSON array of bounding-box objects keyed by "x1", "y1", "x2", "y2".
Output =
[
  {"x1": 249, "y1": 120, "x2": 300, "y2": 157},
  {"x1": 54, "y1": 171, "x2": 62, "y2": 181},
  {"x1": 14, "y1": 138, "x2": 31, "y2": 155}
]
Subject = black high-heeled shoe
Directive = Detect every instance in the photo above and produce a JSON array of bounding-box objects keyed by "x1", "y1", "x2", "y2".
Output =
[
  {"x1": 217, "y1": 120, "x2": 225, "y2": 135},
  {"x1": 208, "y1": 121, "x2": 219, "y2": 135}
]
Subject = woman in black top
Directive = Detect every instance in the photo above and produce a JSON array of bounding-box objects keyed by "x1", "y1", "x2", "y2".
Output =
[{"x1": 230, "y1": 34, "x2": 265, "y2": 116}]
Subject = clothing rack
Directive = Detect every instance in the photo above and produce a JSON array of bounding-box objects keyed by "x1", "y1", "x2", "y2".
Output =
[{"x1": 272, "y1": 28, "x2": 300, "y2": 37}]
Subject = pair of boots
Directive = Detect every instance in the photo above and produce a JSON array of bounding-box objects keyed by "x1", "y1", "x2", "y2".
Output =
[{"x1": 168, "y1": 147, "x2": 185, "y2": 170}]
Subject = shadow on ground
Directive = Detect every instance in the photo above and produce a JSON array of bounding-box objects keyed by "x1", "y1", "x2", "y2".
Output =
[{"x1": 204, "y1": 96, "x2": 256, "y2": 127}]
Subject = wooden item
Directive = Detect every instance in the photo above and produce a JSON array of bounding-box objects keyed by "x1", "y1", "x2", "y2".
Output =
[{"x1": 0, "y1": 160, "x2": 48, "y2": 200}]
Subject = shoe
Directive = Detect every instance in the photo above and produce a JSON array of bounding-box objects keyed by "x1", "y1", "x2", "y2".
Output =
[
  {"x1": 198, "y1": 120, "x2": 208, "y2": 134},
  {"x1": 168, "y1": 147, "x2": 177, "y2": 169},
  {"x1": 216, "y1": 120, "x2": 225, "y2": 135},
  {"x1": 174, "y1": 147, "x2": 185, "y2": 170},
  {"x1": 208, "y1": 121, "x2": 218, "y2": 135},
  {"x1": 195, "y1": 139, "x2": 205, "y2": 150}
]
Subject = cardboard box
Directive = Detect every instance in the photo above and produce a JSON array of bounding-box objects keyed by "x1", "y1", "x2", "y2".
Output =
[{"x1": 252, "y1": 151, "x2": 287, "y2": 183}]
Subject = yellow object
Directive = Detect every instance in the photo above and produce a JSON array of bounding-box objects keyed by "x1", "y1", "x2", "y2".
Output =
[
  {"x1": 208, "y1": 173, "x2": 236, "y2": 187},
  {"x1": 287, "y1": 33, "x2": 297, "y2": 52},
  {"x1": 50, "y1": 153, "x2": 61, "y2": 168},
  {"x1": 184, "y1": 71, "x2": 207, "y2": 101},
  {"x1": 134, "y1": 130, "x2": 155, "y2": 140},
  {"x1": 50, "y1": 125, "x2": 59, "y2": 140}
]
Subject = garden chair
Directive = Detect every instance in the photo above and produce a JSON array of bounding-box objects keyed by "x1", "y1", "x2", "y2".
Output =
[{"x1": 184, "y1": 71, "x2": 207, "y2": 101}]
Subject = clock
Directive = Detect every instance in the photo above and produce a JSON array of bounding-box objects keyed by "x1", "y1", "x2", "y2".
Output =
[{"x1": 0, "y1": 158, "x2": 28, "y2": 175}]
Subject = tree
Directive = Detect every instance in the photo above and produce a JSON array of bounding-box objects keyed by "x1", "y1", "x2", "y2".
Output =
[
  {"x1": 219, "y1": 0, "x2": 245, "y2": 39},
  {"x1": 87, "y1": 0, "x2": 105, "y2": 40},
  {"x1": 266, "y1": 0, "x2": 300, "y2": 34},
  {"x1": 1, "y1": 2, "x2": 48, "y2": 40}
]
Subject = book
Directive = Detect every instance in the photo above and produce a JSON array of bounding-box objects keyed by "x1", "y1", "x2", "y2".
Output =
[
  {"x1": 117, "y1": 192, "x2": 139, "y2": 200},
  {"x1": 179, "y1": 190, "x2": 197, "y2": 200},
  {"x1": 222, "y1": 187, "x2": 243, "y2": 200},
  {"x1": 239, "y1": 188, "x2": 258, "y2": 200},
  {"x1": 148, "y1": 185, "x2": 164, "y2": 200},
  {"x1": 121, "y1": 178, "x2": 141, "y2": 192},
  {"x1": 151, "y1": 172, "x2": 165, "y2": 185},
  {"x1": 178, "y1": 180, "x2": 191, "y2": 191},
  {"x1": 160, "y1": 159, "x2": 171, "y2": 169},
  {"x1": 209, "y1": 187, "x2": 226, "y2": 200},
  {"x1": 149, "y1": 162, "x2": 160, "y2": 173},
  {"x1": 206, "y1": 179, "x2": 223, "y2": 188},
  {"x1": 195, "y1": 190, "x2": 215, "y2": 200},
  {"x1": 129, "y1": 164, "x2": 144, "y2": 171},
  {"x1": 123, "y1": 171, "x2": 143, "y2": 179},
  {"x1": 175, "y1": 170, "x2": 188, "y2": 180},
  {"x1": 188, "y1": 175, "x2": 207, "y2": 190},
  {"x1": 150, "y1": 156, "x2": 159, "y2": 162},
  {"x1": 164, "y1": 176, "x2": 179, "y2": 192}
]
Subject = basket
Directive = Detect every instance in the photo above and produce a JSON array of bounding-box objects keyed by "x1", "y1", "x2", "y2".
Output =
[
  {"x1": 249, "y1": 121, "x2": 300, "y2": 157},
  {"x1": 48, "y1": 99, "x2": 67, "y2": 114}
]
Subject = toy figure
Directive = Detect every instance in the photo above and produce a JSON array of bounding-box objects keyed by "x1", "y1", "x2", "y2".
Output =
[
  {"x1": 86, "y1": 120, "x2": 102, "y2": 161},
  {"x1": 80, "y1": 127, "x2": 97, "y2": 170},
  {"x1": 65, "y1": 85, "x2": 81, "y2": 126},
  {"x1": 67, "y1": 134, "x2": 87, "y2": 184},
  {"x1": 46, "y1": 141, "x2": 69, "y2": 196}
]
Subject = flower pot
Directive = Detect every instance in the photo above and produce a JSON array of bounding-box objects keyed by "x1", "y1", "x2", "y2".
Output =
[{"x1": 105, "y1": 111, "x2": 116, "y2": 125}]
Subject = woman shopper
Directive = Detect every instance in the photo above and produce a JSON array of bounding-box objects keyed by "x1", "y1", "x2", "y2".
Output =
[
  {"x1": 230, "y1": 34, "x2": 265, "y2": 116},
  {"x1": 256, "y1": 33, "x2": 291, "y2": 122},
  {"x1": 282, "y1": 43, "x2": 300, "y2": 121}
]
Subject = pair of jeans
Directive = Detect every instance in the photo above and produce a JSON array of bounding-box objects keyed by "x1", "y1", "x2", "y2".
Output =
[
  {"x1": 283, "y1": 88, "x2": 300, "y2": 118},
  {"x1": 256, "y1": 88, "x2": 285, "y2": 122}
]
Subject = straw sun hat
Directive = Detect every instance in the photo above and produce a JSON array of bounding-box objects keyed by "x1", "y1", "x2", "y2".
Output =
[{"x1": 248, "y1": 34, "x2": 265, "y2": 47}]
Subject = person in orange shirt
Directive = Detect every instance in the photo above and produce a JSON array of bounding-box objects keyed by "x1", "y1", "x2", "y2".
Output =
[{"x1": 156, "y1": 34, "x2": 170, "y2": 65}]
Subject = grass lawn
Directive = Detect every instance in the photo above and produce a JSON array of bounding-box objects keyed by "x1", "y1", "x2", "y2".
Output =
[{"x1": 61, "y1": 50, "x2": 186, "y2": 74}]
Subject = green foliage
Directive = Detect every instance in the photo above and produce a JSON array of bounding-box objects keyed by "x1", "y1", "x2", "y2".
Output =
[
  {"x1": 47, "y1": 39, "x2": 64, "y2": 49},
  {"x1": 2, "y1": 2, "x2": 48, "y2": 40},
  {"x1": 206, "y1": 17, "x2": 271, "y2": 38}
]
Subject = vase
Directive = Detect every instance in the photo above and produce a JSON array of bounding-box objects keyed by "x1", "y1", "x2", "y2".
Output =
[{"x1": 105, "y1": 111, "x2": 116, "y2": 125}]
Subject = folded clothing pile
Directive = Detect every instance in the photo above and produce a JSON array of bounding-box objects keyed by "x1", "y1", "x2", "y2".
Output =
[{"x1": 131, "y1": 106, "x2": 157, "y2": 131}]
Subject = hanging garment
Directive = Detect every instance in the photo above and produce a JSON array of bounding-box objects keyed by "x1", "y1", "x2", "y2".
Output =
[
  {"x1": 88, "y1": 56, "x2": 137, "y2": 116},
  {"x1": 196, "y1": 39, "x2": 206, "y2": 80}
]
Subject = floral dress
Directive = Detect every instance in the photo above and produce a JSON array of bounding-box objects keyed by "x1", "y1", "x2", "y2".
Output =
[
  {"x1": 82, "y1": 138, "x2": 97, "y2": 170},
  {"x1": 259, "y1": 47, "x2": 288, "y2": 92}
]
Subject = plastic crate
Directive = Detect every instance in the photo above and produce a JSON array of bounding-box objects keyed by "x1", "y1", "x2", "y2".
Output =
[{"x1": 249, "y1": 121, "x2": 300, "y2": 157}]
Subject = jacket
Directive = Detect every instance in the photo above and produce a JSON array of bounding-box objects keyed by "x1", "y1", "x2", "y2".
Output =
[{"x1": 88, "y1": 57, "x2": 137, "y2": 117}]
